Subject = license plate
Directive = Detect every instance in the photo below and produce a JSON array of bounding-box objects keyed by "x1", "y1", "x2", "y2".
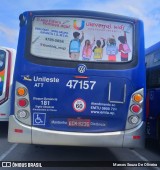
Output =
[{"x1": 68, "y1": 118, "x2": 90, "y2": 127}]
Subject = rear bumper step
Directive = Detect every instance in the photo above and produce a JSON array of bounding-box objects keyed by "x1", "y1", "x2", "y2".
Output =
[{"x1": 8, "y1": 115, "x2": 145, "y2": 148}]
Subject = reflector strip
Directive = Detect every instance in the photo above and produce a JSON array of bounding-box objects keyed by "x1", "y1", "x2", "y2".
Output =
[
  {"x1": 133, "y1": 136, "x2": 141, "y2": 140},
  {"x1": 14, "y1": 129, "x2": 23, "y2": 133},
  {"x1": 0, "y1": 114, "x2": 6, "y2": 116}
]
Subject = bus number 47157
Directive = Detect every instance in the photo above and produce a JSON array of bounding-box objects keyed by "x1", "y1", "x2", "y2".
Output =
[{"x1": 66, "y1": 80, "x2": 96, "y2": 90}]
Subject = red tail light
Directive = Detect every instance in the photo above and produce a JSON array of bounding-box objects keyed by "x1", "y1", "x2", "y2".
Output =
[
  {"x1": 18, "y1": 99, "x2": 28, "y2": 107},
  {"x1": 0, "y1": 113, "x2": 6, "y2": 116},
  {"x1": 133, "y1": 136, "x2": 141, "y2": 140},
  {"x1": 131, "y1": 104, "x2": 141, "y2": 113}
]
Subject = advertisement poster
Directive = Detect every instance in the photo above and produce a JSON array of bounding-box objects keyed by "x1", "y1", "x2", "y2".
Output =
[{"x1": 31, "y1": 17, "x2": 133, "y2": 62}]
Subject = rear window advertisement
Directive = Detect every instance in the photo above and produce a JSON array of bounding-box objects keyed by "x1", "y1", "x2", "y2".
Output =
[
  {"x1": 31, "y1": 17, "x2": 133, "y2": 62},
  {"x1": 0, "y1": 51, "x2": 6, "y2": 96}
]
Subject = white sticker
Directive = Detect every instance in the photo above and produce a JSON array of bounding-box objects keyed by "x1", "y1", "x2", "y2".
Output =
[{"x1": 73, "y1": 98, "x2": 86, "y2": 112}]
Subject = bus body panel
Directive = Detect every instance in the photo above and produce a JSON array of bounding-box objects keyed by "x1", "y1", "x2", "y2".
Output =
[
  {"x1": 0, "y1": 47, "x2": 16, "y2": 121},
  {"x1": 8, "y1": 10, "x2": 146, "y2": 148},
  {"x1": 8, "y1": 115, "x2": 145, "y2": 148},
  {"x1": 8, "y1": 116, "x2": 31, "y2": 144},
  {"x1": 26, "y1": 73, "x2": 134, "y2": 133}
]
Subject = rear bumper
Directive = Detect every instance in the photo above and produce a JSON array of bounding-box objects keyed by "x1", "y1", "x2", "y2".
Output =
[{"x1": 8, "y1": 115, "x2": 145, "y2": 148}]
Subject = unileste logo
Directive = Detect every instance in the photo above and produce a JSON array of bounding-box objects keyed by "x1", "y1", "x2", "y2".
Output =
[
  {"x1": 22, "y1": 75, "x2": 32, "y2": 81},
  {"x1": 73, "y1": 20, "x2": 85, "y2": 30}
]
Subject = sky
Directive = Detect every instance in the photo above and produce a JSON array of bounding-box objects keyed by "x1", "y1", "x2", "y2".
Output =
[{"x1": 0, "y1": 0, "x2": 160, "y2": 50}]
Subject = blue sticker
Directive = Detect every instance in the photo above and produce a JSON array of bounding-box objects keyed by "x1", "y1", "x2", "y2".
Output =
[{"x1": 33, "y1": 113, "x2": 46, "y2": 125}]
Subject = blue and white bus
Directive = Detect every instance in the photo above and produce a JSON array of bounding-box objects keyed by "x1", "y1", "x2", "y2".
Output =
[
  {"x1": 0, "y1": 47, "x2": 15, "y2": 121},
  {"x1": 8, "y1": 10, "x2": 146, "y2": 148},
  {"x1": 145, "y1": 41, "x2": 160, "y2": 145}
]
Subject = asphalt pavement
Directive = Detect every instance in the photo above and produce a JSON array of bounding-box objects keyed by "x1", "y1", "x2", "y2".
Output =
[{"x1": 1, "y1": 122, "x2": 160, "y2": 170}]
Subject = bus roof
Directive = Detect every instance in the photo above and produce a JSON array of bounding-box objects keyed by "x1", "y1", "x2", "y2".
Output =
[
  {"x1": 22, "y1": 10, "x2": 140, "y2": 23},
  {"x1": 0, "y1": 46, "x2": 16, "y2": 52},
  {"x1": 145, "y1": 41, "x2": 160, "y2": 56},
  {"x1": 0, "y1": 47, "x2": 16, "y2": 63}
]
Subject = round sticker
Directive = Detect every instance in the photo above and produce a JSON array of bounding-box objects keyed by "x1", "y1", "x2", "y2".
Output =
[{"x1": 73, "y1": 98, "x2": 86, "y2": 112}]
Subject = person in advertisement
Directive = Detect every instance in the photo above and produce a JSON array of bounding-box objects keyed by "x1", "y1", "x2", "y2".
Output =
[
  {"x1": 82, "y1": 38, "x2": 95, "y2": 61},
  {"x1": 106, "y1": 36, "x2": 118, "y2": 61},
  {"x1": 118, "y1": 31, "x2": 131, "y2": 61},
  {"x1": 69, "y1": 31, "x2": 84, "y2": 60},
  {"x1": 93, "y1": 38, "x2": 105, "y2": 60}
]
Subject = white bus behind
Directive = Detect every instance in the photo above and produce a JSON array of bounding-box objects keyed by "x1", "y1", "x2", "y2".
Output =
[{"x1": 0, "y1": 47, "x2": 16, "y2": 121}]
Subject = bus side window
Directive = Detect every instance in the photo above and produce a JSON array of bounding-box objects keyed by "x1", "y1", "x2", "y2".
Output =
[{"x1": 0, "y1": 53, "x2": 5, "y2": 71}]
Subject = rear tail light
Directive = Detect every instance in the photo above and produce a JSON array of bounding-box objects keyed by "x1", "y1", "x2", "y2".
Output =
[
  {"x1": 132, "y1": 93, "x2": 143, "y2": 103},
  {"x1": 125, "y1": 88, "x2": 144, "y2": 129},
  {"x1": 18, "y1": 98, "x2": 28, "y2": 107},
  {"x1": 128, "y1": 116, "x2": 139, "y2": 124},
  {"x1": 129, "y1": 92, "x2": 143, "y2": 115},
  {"x1": 17, "y1": 87, "x2": 27, "y2": 96},
  {"x1": 17, "y1": 110, "x2": 29, "y2": 119},
  {"x1": 130, "y1": 104, "x2": 141, "y2": 113},
  {"x1": 15, "y1": 82, "x2": 31, "y2": 125}
]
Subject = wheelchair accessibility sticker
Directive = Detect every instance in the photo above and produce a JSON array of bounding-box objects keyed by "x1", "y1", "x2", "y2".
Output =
[{"x1": 33, "y1": 113, "x2": 46, "y2": 125}]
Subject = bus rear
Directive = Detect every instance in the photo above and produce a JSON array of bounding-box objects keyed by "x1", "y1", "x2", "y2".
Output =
[
  {"x1": 8, "y1": 10, "x2": 146, "y2": 148},
  {"x1": 0, "y1": 47, "x2": 15, "y2": 121}
]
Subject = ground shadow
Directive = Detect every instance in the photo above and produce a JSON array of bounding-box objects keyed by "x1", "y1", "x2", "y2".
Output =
[
  {"x1": 0, "y1": 122, "x2": 8, "y2": 138},
  {"x1": 3, "y1": 144, "x2": 126, "y2": 170}
]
